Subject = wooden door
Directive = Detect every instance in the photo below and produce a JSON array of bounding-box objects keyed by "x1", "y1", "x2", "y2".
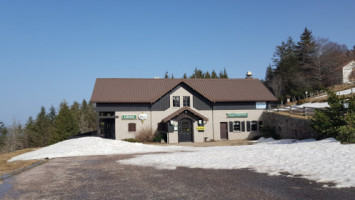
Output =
[
  {"x1": 178, "y1": 118, "x2": 193, "y2": 142},
  {"x1": 220, "y1": 122, "x2": 228, "y2": 140}
]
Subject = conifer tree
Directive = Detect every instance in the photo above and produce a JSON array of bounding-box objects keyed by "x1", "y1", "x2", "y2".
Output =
[
  {"x1": 183, "y1": 73, "x2": 187, "y2": 79},
  {"x1": 55, "y1": 101, "x2": 79, "y2": 141},
  {"x1": 211, "y1": 70, "x2": 218, "y2": 78},
  {"x1": 47, "y1": 105, "x2": 56, "y2": 123},
  {"x1": 0, "y1": 121, "x2": 7, "y2": 150},
  {"x1": 205, "y1": 71, "x2": 211, "y2": 78}
]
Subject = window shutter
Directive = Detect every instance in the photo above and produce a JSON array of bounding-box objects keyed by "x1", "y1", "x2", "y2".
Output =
[
  {"x1": 229, "y1": 121, "x2": 233, "y2": 132},
  {"x1": 241, "y1": 121, "x2": 245, "y2": 132},
  {"x1": 247, "y1": 121, "x2": 251, "y2": 131}
]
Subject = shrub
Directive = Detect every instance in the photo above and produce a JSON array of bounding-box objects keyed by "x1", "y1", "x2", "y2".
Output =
[
  {"x1": 122, "y1": 138, "x2": 139, "y2": 143},
  {"x1": 135, "y1": 127, "x2": 154, "y2": 142},
  {"x1": 311, "y1": 92, "x2": 355, "y2": 143}
]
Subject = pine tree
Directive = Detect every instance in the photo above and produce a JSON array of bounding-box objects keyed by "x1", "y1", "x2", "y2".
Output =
[
  {"x1": 71, "y1": 101, "x2": 81, "y2": 131},
  {"x1": 183, "y1": 73, "x2": 187, "y2": 79},
  {"x1": 47, "y1": 105, "x2": 56, "y2": 123},
  {"x1": 211, "y1": 70, "x2": 218, "y2": 78},
  {"x1": 55, "y1": 101, "x2": 79, "y2": 141},
  {"x1": 26, "y1": 107, "x2": 52, "y2": 147},
  {"x1": 0, "y1": 121, "x2": 7, "y2": 150},
  {"x1": 205, "y1": 71, "x2": 211, "y2": 78}
]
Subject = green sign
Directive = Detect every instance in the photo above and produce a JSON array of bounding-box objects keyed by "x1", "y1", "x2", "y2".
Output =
[
  {"x1": 122, "y1": 115, "x2": 137, "y2": 120},
  {"x1": 226, "y1": 113, "x2": 248, "y2": 118}
]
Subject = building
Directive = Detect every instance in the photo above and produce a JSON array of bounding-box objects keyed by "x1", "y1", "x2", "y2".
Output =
[
  {"x1": 330, "y1": 60, "x2": 355, "y2": 85},
  {"x1": 90, "y1": 78, "x2": 277, "y2": 143}
]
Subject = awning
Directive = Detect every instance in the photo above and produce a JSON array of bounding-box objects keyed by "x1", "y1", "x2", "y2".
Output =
[{"x1": 162, "y1": 107, "x2": 209, "y2": 123}]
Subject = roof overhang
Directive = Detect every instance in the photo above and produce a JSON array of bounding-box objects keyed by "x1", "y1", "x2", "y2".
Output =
[{"x1": 162, "y1": 107, "x2": 209, "y2": 123}]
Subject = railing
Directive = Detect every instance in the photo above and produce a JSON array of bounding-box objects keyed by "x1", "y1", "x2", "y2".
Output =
[{"x1": 268, "y1": 105, "x2": 321, "y2": 117}]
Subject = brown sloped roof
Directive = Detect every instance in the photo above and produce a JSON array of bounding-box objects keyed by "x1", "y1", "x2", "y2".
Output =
[
  {"x1": 90, "y1": 78, "x2": 277, "y2": 103},
  {"x1": 162, "y1": 107, "x2": 209, "y2": 123}
]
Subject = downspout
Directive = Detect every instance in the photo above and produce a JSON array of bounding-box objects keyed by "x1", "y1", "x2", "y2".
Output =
[
  {"x1": 212, "y1": 101, "x2": 215, "y2": 141},
  {"x1": 150, "y1": 102, "x2": 153, "y2": 138}
]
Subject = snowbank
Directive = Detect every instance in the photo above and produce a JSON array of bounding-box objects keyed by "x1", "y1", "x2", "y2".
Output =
[
  {"x1": 119, "y1": 138, "x2": 355, "y2": 188},
  {"x1": 9, "y1": 137, "x2": 190, "y2": 161},
  {"x1": 296, "y1": 102, "x2": 329, "y2": 108},
  {"x1": 9, "y1": 137, "x2": 355, "y2": 188}
]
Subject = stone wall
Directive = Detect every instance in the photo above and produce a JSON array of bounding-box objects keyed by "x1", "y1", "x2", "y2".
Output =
[{"x1": 262, "y1": 112, "x2": 320, "y2": 139}]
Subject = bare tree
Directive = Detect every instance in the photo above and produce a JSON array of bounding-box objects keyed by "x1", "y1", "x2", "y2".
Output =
[
  {"x1": 314, "y1": 38, "x2": 349, "y2": 86},
  {"x1": 2, "y1": 120, "x2": 25, "y2": 152}
]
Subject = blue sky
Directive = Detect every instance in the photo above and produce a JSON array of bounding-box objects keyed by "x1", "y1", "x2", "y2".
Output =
[{"x1": 1, "y1": 0, "x2": 355, "y2": 125}]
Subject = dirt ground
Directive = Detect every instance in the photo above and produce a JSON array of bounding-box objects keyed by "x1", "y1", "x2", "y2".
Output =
[
  {"x1": 0, "y1": 148, "x2": 40, "y2": 178},
  {"x1": 149, "y1": 139, "x2": 255, "y2": 147},
  {"x1": 1, "y1": 154, "x2": 354, "y2": 200}
]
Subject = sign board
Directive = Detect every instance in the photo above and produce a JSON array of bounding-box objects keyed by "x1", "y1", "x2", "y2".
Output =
[
  {"x1": 226, "y1": 113, "x2": 248, "y2": 118},
  {"x1": 256, "y1": 102, "x2": 267, "y2": 109},
  {"x1": 197, "y1": 126, "x2": 205, "y2": 131},
  {"x1": 138, "y1": 113, "x2": 147, "y2": 120},
  {"x1": 122, "y1": 115, "x2": 137, "y2": 120}
]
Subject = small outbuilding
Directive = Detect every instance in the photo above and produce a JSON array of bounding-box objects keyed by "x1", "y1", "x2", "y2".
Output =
[{"x1": 90, "y1": 78, "x2": 277, "y2": 143}]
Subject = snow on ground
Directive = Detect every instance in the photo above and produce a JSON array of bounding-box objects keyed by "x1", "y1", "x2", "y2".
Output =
[
  {"x1": 118, "y1": 138, "x2": 355, "y2": 188},
  {"x1": 9, "y1": 137, "x2": 355, "y2": 188},
  {"x1": 9, "y1": 137, "x2": 191, "y2": 162},
  {"x1": 295, "y1": 102, "x2": 330, "y2": 108}
]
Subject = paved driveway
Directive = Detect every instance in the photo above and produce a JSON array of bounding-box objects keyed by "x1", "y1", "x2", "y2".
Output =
[{"x1": 1, "y1": 154, "x2": 354, "y2": 200}]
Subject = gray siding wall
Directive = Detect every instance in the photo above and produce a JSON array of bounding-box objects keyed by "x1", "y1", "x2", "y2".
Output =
[
  {"x1": 213, "y1": 102, "x2": 256, "y2": 110},
  {"x1": 151, "y1": 91, "x2": 171, "y2": 111},
  {"x1": 193, "y1": 95, "x2": 212, "y2": 110},
  {"x1": 96, "y1": 103, "x2": 150, "y2": 112}
]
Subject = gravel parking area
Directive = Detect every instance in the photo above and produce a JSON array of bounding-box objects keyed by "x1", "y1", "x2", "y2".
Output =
[{"x1": 1, "y1": 154, "x2": 354, "y2": 200}]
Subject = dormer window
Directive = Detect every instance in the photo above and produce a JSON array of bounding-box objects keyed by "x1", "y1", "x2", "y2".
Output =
[
  {"x1": 173, "y1": 96, "x2": 180, "y2": 107},
  {"x1": 183, "y1": 96, "x2": 190, "y2": 107}
]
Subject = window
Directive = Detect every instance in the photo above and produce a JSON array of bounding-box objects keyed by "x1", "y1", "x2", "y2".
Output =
[
  {"x1": 259, "y1": 121, "x2": 263, "y2": 130},
  {"x1": 234, "y1": 121, "x2": 241, "y2": 131},
  {"x1": 128, "y1": 123, "x2": 136, "y2": 132},
  {"x1": 183, "y1": 96, "x2": 190, "y2": 107},
  {"x1": 241, "y1": 121, "x2": 245, "y2": 132},
  {"x1": 247, "y1": 121, "x2": 251, "y2": 131},
  {"x1": 251, "y1": 121, "x2": 257, "y2": 131},
  {"x1": 173, "y1": 96, "x2": 180, "y2": 107}
]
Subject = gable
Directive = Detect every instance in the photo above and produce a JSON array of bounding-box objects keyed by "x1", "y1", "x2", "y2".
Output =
[{"x1": 151, "y1": 83, "x2": 212, "y2": 111}]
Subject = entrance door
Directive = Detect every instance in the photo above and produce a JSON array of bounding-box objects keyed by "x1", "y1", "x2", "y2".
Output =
[
  {"x1": 178, "y1": 118, "x2": 193, "y2": 142},
  {"x1": 100, "y1": 119, "x2": 115, "y2": 139},
  {"x1": 220, "y1": 122, "x2": 228, "y2": 140}
]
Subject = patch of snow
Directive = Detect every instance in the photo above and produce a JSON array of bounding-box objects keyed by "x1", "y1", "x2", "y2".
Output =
[
  {"x1": 119, "y1": 138, "x2": 355, "y2": 188},
  {"x1": 9, "y1": 137, "x2": 191, "y2": 162},
  {"x1": 296, "y1": 102, "x2": 329, "y2": 108},
  {"x1": 9, "y1": 137, "x2": 355, "y2": 188}
]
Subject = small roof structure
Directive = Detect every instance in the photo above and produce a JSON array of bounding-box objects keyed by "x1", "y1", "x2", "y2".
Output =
[
  {"x1": 161, "y1": 107, "x2": 209, "y2": 123},
  {"x1": 90, "y1": 78, "x2": 277, "y2": 104}
]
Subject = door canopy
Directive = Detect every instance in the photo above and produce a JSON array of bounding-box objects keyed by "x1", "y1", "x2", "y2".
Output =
[{"x1": 162, "y1": 107, "x2": 208, "y2": 123}]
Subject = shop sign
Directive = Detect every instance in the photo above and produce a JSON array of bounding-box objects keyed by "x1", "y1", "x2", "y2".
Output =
[
  {"x1": 122, "y1": 115, "x2": 137, "y2": 120},
  {"x1": 197, "y1": 126, "x2": 205, "y2": 131},
  {"x1": 256, "y1": 102, "x2": 267, "y2": 109},
  {"x1": 138, "y1": 113, "x2": 148, "y2": 124},
  {"x1": 138, "y1": 113, "x2": 147, "y2": 120},
  {"x1": 226, "y1": 113, "x2": 248, "y2": 118}
]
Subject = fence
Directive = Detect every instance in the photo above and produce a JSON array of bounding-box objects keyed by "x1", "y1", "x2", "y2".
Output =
[{"x1": 269, "y1": 105, "x2": 321, "y2": 117}]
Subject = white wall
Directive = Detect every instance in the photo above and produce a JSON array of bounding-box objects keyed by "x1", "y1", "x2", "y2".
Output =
[
  {"x1": 114, "y1": 86, "x2": 265, "y2": 143},
  {"x1": 343, "y1": 61, "x2": 355, "y2": 83}
]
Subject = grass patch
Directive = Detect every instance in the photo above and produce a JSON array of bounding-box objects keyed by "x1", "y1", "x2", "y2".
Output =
[{"x1": 0, "y1": 148, "x2": 40, "y2": 177}]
